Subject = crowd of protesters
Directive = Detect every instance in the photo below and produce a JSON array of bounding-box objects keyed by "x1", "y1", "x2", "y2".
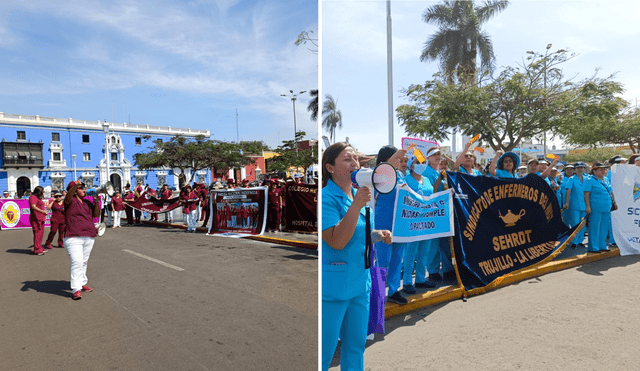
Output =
[{"x1": 322, "y1": 139, "x2": 633, "y2": 370}]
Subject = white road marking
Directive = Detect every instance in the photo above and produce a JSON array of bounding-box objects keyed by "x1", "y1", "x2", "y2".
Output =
[{"x1": 122, "y1": 249, "x2": 185, "y2": 271}]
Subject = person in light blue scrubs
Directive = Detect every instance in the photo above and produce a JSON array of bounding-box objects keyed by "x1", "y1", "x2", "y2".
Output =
[
  {"x1": 584, "y1": 162, "x2": 615, "y2": 252},
  {"x1": 560, "y1": 163, "x2": 575, "y2": 227},
  {"x1": 422, "y1": 146, "x2": 455, "y2": 281},
  {"x1": 564, "y1": 162, "x2": 588, "y2": 248},
  {"x1": 322, "y1": 142, "x2": 392, "y2": 371},
  {"x1": 373, "y1": 145, "x2": 409, "y2": 305},
  {"x1": 455, "y1": 141, "x2": 483, "y2": 176},
  {"x1": 489, "y1": 150, "x2": 520, "y2": 178},
  {"x1": 401, "y1": 155, "x2": 439, "y2": 294},
  {"x1": 606, "y1": 155, "x2": 626, "y2": 246}
]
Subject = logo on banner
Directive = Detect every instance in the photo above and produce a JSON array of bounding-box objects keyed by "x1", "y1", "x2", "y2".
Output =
[
  {"x1": 498, "y1": 209, "x2": 526, "y2": 227},
  {"x1": 634, "y1": 183, "x2": 640, "y2": 202},
  {"x1": 1, "y1": 201, "x2": 21, "y2": 228},
  {"x1": 455, "y1": 183, "x2": 468, "y2": 200}
]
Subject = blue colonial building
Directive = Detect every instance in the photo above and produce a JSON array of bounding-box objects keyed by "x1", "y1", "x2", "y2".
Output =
[{"x1": 0, "y1": 112, "x2": 212, "y2": 197}]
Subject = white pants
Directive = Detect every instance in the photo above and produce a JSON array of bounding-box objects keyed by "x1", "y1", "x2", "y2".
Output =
[
  {"x1": 187, "y1": 209, "x2": 198, "y2": 231},
  {"x1": 113, "y1": 210, "x2": 122, "y2": 227},
  {"x1": 64, "y1": 236, "x2": 95, "y2": 293}
]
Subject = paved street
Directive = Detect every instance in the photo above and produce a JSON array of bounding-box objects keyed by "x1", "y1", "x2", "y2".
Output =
[
  {"x1": 330, "y1": 253, "x2": 640, "y2": 370},
  {"x1": 0, "y1": 225, "x2": 318, "y2": 371}
]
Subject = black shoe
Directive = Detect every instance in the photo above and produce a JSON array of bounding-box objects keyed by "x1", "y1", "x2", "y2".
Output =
[
  {"x1": 415, "y1": 281, "x2": 437, "y2": 289},
  {"x1": 402, "y1": 284, "x2": 416, "y2": 295},
  {"x1": 571, "y1": 244, "x2": 577, "y2": 249},
  {"x1": 578, "y1": 243, "x2": 586, "y2": 249},
  {"x1": 429, "y1": 273, "x2": 443, "y2": 282},
  {"x1": 387, "y1": 292, "x2": 408, "y2": 305}
]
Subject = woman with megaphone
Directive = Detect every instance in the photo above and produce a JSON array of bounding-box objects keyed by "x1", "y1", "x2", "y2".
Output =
[{"x1": 321, "y1": 142, "x2": 392, "y2": 371}]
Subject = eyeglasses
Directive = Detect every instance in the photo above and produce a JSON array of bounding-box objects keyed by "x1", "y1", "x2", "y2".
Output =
[{"x1": 465, "y1": 155, "x2": 474, "y2": 158}]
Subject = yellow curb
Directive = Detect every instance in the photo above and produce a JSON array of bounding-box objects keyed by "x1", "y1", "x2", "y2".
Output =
[
  {"x1": 142, "y1": 220, "x2": 317, "y2": 249},
  {"x1": 245, "y1": 235, "x2": 318, "y2": 249},
  {"x1": 385, "y1": 248, "x2": 620, "y2": 318}
]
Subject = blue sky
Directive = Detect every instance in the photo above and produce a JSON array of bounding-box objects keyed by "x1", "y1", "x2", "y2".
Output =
[
  {"x1": 0, "y1": 0, "x2": 318, "y2": 149},
  {"x1": 322, "y1": 0, "x2": 640, "y2": 155}
]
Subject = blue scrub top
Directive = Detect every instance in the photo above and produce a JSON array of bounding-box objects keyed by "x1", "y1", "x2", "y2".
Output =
[
  {"x1": 565, "y1": 175, "x2": 587, "y2": 211},
  {"x1": 495, "y1": 169, "x2": 516, "y2": 178},
  {"x1": 322, "y1": 179, "x2": 372, "y2": 301},
  {"x1": 404, "y1": 173, "x2": 434, "y2": 197},
  {"x1": 374, "y1": 170, "x2": 404, "y2": 231},
  {"x1": 459, "y1": 166, "x2": 482, "y2": 176},
  {"x1": 422, "y1": 165, "x2": 446, "y2": 192},
  {"x1": 584, "y1": 176, "x2": 613, "y2": 213}
]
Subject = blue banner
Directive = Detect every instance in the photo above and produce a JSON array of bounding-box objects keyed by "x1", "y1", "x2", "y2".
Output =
[
  {"x1": 391, "y1": 186, "x2": 454, "y2": 243},
  {"x1": 448, "y1": 172, "x2": 580, "y2": 292}
]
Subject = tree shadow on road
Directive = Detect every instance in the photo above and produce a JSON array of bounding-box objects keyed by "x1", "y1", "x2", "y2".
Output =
[
  {"x1": 20, "y1": 280, "x2": 72, "y2": 298},
  {"x1": 576, "y1": 253, "x2": 640, "y2": 276}
]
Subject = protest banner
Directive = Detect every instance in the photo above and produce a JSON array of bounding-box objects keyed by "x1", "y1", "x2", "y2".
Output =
[
  {"x1": 610, "y1": 164, "x2": 640, "y2": 255},
  {"x1": 207, "y1": 187, "x2": 268, "y2": 237},
  {"x1": 401, "y1": 137, "x2": 438, "y2": 162},
  {"x1": 448, "y1": 172, "x2": 582, "y2": 293},
  {"x1": 123, "y1": 192, "x2": 181, "y2": 214},
  {"x1": 284, "y1": 182, "x2": 317, "y2": 233},
  {"x1": 391, "y1": 185, "x2": 453, "y2": 243},
  {"x1": 0, "y1": 199, "x2": 52, "y2": 229}
]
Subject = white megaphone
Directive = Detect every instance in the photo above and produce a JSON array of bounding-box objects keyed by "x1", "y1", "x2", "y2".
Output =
[
  {"x1": 87, "y1": 181, "x2": 115, "y2": 197},
  {"x1": 350, "y1": 162, "x2": 397, "y2": 194}
]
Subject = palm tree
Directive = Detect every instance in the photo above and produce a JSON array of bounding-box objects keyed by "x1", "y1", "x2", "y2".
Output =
[
  {"x1": 322, "y1": 94, "x2": 342, "y2": 144},
  {"x1": 420, "y1": 0, "x2": 509, "y2": 85},
  {"x1": 307, "y1": 89, "x2": 318, "y2": 122}
]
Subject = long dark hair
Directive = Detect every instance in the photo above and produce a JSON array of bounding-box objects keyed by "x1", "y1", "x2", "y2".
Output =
[
  {"x1": 32, "y1": 186, "x2": 44, "y2": 199},
  {"x1": 322, "y1": 142, "x2": 352, "y2": 188}
]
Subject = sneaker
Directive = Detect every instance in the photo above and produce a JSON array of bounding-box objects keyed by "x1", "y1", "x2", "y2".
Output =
[
  {"x1": 72, "y1": 291, "x2": 82, "y2": 300},
  {"x1": 403, "y1": 284, "x2": 416, "y2": 295},
  {"x1": 429, "y1": 273, "x2": 443, "y2": 282},
  {"x1": 387, "y1": 291, "x2": 408, "y2": 305},
  {"x1": 416, "y1": 281, "x2": 437, "y2": 289},
  {"x1": 443, "y1": 271, "x2": 457, "y2": 280},
  {"x1": 81, "y1": 285, "x2": 93, "y2": 292},
  {"x1": 35, "y1": 252, "x2": 45, "y2": 256},
  {"x1": 45, "y1": 244, "x2": 53, "y2": 249}
]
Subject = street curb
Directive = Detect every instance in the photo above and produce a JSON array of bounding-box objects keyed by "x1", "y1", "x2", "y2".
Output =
[
  {"x1": 385, "y1": 248, "x2": 620, "y2": 318},
  {"x1": 142, "y1": 220, "x2": 317, "y2": 249},
  {"x1": 244, "y1": 235, "x2": 317, "y2": 249}
]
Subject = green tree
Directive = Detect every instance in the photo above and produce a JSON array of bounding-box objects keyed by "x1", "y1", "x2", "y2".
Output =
[
  {"x1": 134, "y1": 135, "x2": 254, "y2": 186},
  {"x1": 322, "y1": 94, "x2": 342, "y2": 143},
  {"x1": 295, "y1": 30, "x2": 318, "y2": 54},
  {"x1": 420, "y1": 0, "x2": 509, "y2": 85},
  {"x1": 308, "y1": 89, "x2": 318, "y2": 122},
  {"x1": 398, "y1": 49, "x2": 625, "y2": 152},
  {"x1": 559, "y1": 106, "x2": 640, "y2": 153},
  {"x1": 268, "y1": 131, "x2": 318, "y2": 182}
]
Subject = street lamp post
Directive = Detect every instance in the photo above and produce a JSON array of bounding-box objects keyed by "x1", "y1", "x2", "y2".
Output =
[
  {"x1": 543, "y1": 43, "x2": 551, "y2": 156},
  {"x1": 281, "y1": 90, "x2": 306, "y2": 156},
  {"x1": 72, "y1": 154, "x2": 77, "y2": 179}
]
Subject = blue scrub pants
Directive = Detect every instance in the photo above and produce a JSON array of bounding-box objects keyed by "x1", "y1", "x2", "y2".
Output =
[
  {"x1": 588, "y1": 211, "x2": 610, "y2": 251},
  {"x1": 426, "y1": 237, "x2": 453, "y2": 275},
  {"x1": 376, "y1": 242, "x2": 404, "y2": 296},
  {"x1": 607, "y1": 217, "x2": 616, "y2": 245},
  {"x1": 564, "y1": 209, "x2": 586, "y2": 245},
  {"x1": 402, "y1": 240, "x2": 431, "y2": 286},
  {"x1": 322, "y1": 292, "x2": 369, "y2": 371}
]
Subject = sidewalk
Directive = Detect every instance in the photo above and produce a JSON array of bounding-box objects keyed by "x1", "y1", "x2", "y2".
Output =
[{"x1": 139, "y1": 219, "x2": 318, "y2": 249}]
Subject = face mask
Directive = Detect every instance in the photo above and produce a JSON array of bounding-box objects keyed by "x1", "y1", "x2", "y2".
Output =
[{"x1": 413, "y1": 163, "x2": 427, "y2": 174}]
